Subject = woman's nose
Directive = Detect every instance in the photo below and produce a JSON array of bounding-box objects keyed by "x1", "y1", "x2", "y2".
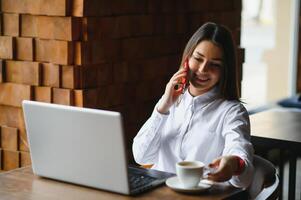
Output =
[{"x1": 198, "y1": 61, "x2": 209, "y2": 73}]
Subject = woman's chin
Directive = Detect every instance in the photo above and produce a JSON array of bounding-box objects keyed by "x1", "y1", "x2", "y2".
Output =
[
  {"x1": 189, "y1": 83, "x2": 213, "y2": 95},
  {"x1": 191, "y1": 80, "x2": 210, "y2": 89}
]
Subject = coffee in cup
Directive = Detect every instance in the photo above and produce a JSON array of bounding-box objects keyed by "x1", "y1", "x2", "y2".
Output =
[{"x1": 176, "y1": 161, "x2": 205, "y2": 188}]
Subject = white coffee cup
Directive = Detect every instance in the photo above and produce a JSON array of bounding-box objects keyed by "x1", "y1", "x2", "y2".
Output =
[{"x1": 176, "y1": 161, "x2": 206, "y2": 188}]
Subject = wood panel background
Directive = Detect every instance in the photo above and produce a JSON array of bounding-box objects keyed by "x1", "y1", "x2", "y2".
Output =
[{"x1": 0, "y1": 0, "x2": 244, "y2": 170}]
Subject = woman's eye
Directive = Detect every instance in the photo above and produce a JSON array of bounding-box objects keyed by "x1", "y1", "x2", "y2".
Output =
[
  {"x1": 193, "y1": 56, "x2": 203, "y2": 62},
  {"x1": 211, "y1": 63, "x2": 222, "y2": 68}
]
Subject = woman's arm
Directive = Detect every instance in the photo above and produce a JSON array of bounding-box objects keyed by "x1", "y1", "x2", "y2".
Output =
[
  {"x1": 132, "y1": 102, "x2": 169, "y2": 165},
  {"x1": 133, "y1": 67, "x2": 187, "y2": 165},
  {"x1": 211, "y1": 103, "x2": 254, "y2": 188}
]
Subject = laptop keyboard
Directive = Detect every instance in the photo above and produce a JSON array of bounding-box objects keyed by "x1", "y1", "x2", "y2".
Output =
[
  {"x1": 129, "y1": 173, "x2": 157, "y2": 189},
  {"x1": 127, "y1": 165, "x2": 175, "y2": 192}
]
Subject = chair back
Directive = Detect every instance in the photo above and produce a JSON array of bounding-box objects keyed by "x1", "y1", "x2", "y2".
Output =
[{"x1": 248, "y1": 155, "x2": 280, "y2": 200}]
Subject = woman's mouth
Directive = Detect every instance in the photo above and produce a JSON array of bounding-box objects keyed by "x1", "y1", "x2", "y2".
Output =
[{"x1": 195, "y1": 76, "x2": 210, "y2": 83}]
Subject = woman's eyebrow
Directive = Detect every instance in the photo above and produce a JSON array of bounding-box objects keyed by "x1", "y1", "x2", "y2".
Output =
[{"x1": 195, "y1": 51, "x2": 223, "y2": 62}]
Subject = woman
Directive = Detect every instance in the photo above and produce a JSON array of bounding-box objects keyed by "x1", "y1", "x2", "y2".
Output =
[{"x1": 132, "y1": 22, "x2": 254, "y2": 188}]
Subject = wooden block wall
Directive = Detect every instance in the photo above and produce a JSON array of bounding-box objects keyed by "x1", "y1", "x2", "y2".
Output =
[{"x1": 0, "y1": 0, "x2": 244, "y2": 170}]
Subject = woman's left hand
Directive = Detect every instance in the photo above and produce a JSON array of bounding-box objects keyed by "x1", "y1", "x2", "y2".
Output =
[{"x1": 207, "y1": 155, "x2": 239, "y2": 182}]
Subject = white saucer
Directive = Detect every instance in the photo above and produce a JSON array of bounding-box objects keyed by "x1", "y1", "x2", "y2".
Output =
[{"x1": 165, "y1": 176, "x2": 212, "y2": 193}]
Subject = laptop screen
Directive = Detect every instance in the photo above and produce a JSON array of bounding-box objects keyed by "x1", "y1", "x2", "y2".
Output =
[{"x1": 23, "y1": 100, "x2": 130, "y2": 194}]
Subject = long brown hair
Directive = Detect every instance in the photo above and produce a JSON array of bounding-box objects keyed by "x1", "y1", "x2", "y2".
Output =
[{"x1": 181, "y1": 22, "x2": 240, "y2": 101}]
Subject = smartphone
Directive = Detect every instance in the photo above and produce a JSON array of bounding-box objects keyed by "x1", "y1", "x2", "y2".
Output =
[
  {"x1": 174, "y1": 58, "x2": 190, "y2": 93},
  {"x1": 181, "y1": 58, "x2": 190, "y2": 93}
]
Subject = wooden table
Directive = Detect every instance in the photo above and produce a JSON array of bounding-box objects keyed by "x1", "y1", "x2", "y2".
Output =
[
  {"x1": 250, "y1": 109, "x2": 301, "y2": 200},
  {"x1": 0, "y1": 167, "x2": 246, "y2": 200}
]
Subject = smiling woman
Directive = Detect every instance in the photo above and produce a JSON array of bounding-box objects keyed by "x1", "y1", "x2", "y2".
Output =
[{"x1": 132, "y1": 22, "x2": 254, "y2": 189}]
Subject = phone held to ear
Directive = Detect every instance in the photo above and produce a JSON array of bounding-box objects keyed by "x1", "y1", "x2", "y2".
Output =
[{"x1": 174, "y1": 58, "x2": 189, "y2": 94}]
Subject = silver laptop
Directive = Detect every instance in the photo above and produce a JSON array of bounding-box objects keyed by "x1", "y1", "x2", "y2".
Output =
[{"x1": 22, "y1": 100, "x2": 173, "y2": 195}]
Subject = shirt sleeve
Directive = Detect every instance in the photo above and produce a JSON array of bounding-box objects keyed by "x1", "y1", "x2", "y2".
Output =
[
  {"x1": 221, "y1": 103, "x2": 254, "y2": 188},
  {"x1": 132, "y1": 100, "x2": 169, "y2": 165}
]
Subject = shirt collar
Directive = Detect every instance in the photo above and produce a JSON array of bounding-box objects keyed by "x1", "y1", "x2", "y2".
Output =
[{"x1": 183, "y1": 86, "x2": 220, "y2": 107}]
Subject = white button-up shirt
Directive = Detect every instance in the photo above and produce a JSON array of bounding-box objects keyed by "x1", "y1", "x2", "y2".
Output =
[{"x1": 132, "y1": 88, "x2": 254, "y2": 188}]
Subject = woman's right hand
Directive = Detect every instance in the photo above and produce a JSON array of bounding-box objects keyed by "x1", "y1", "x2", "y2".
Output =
[{"x1": 157, "y1": 67, "x2": 188, "y2": 114}]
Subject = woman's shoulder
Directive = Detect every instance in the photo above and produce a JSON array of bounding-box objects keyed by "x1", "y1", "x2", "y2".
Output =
[{"x1": 214, "y1": 98, "x2": 248, "y2": 114}]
